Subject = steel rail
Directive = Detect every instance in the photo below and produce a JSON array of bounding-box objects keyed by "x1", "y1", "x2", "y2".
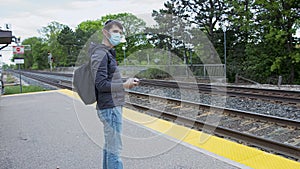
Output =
[
  {"x1": 139, "y1": 79, "x2": 300, "y2": 105},
  {"x1": 125, "y1": 94, "x2": 300, "y2": 160},
  {"x1": 126, "y1": 90, "x2": 300, "y2": 128},
  {"x1": 20, "y1": 70, "x2": 73, "y2": 78},
  {"x1": 10, "y1": 70, "x2": 72, "y2": 90}
]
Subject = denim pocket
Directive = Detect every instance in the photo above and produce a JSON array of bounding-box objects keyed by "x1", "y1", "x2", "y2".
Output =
[
  {"x1": 97, "y1": 107, "x2": 122, "y2": 124},
  {"x1": 111, "y1": 107, "x2": 122, "y2": 124},
  {"x1": 97, "y1": 110, "x2": 107, "y2": 123}
]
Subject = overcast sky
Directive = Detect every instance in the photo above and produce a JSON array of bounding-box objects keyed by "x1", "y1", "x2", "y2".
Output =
[
  {"x1": 0, "y1": 0, "x2": 299, "y2": 65},
  {"x1": 0, "y1": 0, "x2": 166, "y2": 64}
]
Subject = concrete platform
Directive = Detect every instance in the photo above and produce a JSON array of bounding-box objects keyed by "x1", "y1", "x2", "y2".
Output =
[{"x1": 0, "y1": 90, "x2": 250, "y2": 169}]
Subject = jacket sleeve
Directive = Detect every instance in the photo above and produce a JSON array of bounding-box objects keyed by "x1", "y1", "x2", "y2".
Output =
[{"x1": 91, "y1": 50, "x2": 124, "y2": 92}]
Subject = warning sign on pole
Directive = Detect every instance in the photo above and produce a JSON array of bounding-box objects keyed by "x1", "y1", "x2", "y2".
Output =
[
  {"x1": 13, "y1": 46, "x2": 24, "y2": 54},
  {"x1": 14, "y1": 58, "x2": 24, "y2": 64}
]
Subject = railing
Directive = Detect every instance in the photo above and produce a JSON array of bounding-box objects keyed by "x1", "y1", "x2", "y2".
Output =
[
  {"x1": 119, "y1": 64, "x2": 225, "y2": 78},
  {"x1": 53, "y1": 64, "x2": 226, "y2": 79}
]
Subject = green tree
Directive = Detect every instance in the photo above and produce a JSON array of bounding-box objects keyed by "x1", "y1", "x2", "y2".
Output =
[
  {"x1": 153, "y1": 0, "x2": 300, "y2": 84},
  {"x1": 158, "y1": 0, "x2": 227, "y2": 42},
  {"x1": 111, "y1": 13, "x2": 148, "y2": 63},
  {"x1": 75, "y1": 13, "x2": 148, "y2": 64},
  {"x1": 20, "y1": 37, "x2": 48, "y2": 70},
  {"x1": 150, "y1": 0, "x2": 230, "y2": 71},
  {"x1": 57, "y1": 26, "x2": 77, "y2": 66},
  {"x1": 77, "y1": 20, "x2": 102, "y2": 36},
  {"x1": 21, "y1": 37, "x2": 36, "y2": 69},
  {"x1": 224, "y1": 0, "x2": 255, "y2": 82},
  {"x1": 149, "y1": 10, "x2": 192, "y2": 64},
  {"x1": 38, "y1": 21, "x2": 65, "y2": 40},
  {"x1": 245, "y1": 0, "x2": 300, "y2": 83},
  {"x1": 38, "y1": 21, "x2": 67, "y2": 67}
]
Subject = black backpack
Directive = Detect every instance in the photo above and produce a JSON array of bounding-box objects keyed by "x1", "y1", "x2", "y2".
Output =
[
  {"x1": 73, "y1": 46, "x2": 109, "y2": 105},
  {"x1": 73, "y1": 58, "x2": 96, "y2": 105}
]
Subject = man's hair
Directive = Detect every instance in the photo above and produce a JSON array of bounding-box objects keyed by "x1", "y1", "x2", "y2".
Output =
[{"x1": 103, "y1": 20, "x2": 123, "y2": 31}]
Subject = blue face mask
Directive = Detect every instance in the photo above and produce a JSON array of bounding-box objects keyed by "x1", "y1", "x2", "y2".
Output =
[{"x1": 108, "y1": 32, "x2": 121, "y2": 46}]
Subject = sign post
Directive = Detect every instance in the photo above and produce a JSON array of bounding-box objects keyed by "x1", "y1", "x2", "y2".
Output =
[{"x1": 14, "y1": 58, "x2": 24, "y2": 93}]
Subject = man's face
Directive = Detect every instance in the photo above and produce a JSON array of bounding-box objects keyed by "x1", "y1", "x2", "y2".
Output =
[
  {"x1": 103, "y1": 23, "x2": 125, "y2": 46},
  {"x1": 107, "y1": 25, "x2": 123, "y2": 37}
]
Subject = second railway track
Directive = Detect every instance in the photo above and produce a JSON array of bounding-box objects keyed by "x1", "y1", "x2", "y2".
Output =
[{"x1": 139, "y1": 79, "x2": 300, "y2": 107}]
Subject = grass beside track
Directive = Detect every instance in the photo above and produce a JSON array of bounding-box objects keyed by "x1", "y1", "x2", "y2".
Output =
[{"x1": 3, "y1": 85, "x2": 48, "y2": 95}]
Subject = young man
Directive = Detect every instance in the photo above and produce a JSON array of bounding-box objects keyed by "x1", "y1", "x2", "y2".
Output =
[{"x1": 89, "y1": 20, "x2": 139, "y2": 169}]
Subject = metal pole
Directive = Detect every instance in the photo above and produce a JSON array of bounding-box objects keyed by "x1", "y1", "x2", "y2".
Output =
[
  {"x1": 48, "y1": 53, "x2": 52, "y2": 71},
  {"x1": 204, "y1": 65, "x2": 206, "y2": 78},
  {"x1": 186, "y1": 52, "x2": 189, "y2": 78},
  {"x1": 147, "y1": 53, "x2": 150, "y2": 65},
  {"x1": 224, "y1": 30, "x2": 227, "y2": 79},
  {"x1": 50, "y1": 61, "x2": 52, "y2": 72},
  {"x1": 190, "y1": 50, "x2": 192, "y2": 65},
  {"x1": 188, "y1": 49, "x2": 192, "y2": 78},
  {"x1": 122, "y1": 46, "x2": 126, "y2": 66},
  {"x1": 19, "y1": 64, "x2": 22, "y2": 93},
  {"x1": 123, "y1": 49, "x2": 126, "y2": 66}
]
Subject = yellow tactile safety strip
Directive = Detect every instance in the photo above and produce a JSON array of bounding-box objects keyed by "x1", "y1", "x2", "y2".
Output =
[{"x1": 57, "y1": 89, "x2": 300, "y2": 169}]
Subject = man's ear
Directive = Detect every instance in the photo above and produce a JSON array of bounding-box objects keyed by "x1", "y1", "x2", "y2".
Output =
[{"x1": 102, "y1": 29, "x2": 110, "y2": 38}]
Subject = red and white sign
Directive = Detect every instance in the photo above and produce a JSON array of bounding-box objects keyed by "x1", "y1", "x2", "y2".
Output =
[{"x1": 13, "y1": 46, "x2": 24, "y2": 54}]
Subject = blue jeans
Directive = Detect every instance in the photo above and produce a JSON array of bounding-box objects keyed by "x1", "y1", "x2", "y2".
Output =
[{"x1": 97, "y1": 106, "x2": 123, "y2": 169}]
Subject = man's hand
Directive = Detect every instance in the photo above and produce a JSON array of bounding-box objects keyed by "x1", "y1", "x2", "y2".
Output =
[{"x1": 123, "y1": 78, "x2": 140, "y2": 89}]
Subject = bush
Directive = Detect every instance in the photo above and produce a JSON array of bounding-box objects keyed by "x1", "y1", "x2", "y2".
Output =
[{"x1": 135, "y1": 68, "x2": 172, "y2": 79}]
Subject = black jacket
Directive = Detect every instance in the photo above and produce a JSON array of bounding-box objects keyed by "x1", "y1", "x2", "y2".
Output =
[{"x1": 89, "y1": 43, "x2": 125, "y2": 110}]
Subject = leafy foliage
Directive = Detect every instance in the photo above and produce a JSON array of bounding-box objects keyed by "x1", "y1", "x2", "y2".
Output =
[
  {"x1": 20, "y1": 37, "x2": 48, "y2": 70},
  {"x1": 18, "y1": 3, "x2": 300, "y2": 84},
  {"x1": 156, "y1": 0, "x2": 300, "y2": 84}
]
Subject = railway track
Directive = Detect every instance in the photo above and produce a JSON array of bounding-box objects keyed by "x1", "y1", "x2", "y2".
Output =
[
  {"x1": 125, "y1": 90, "x2": 300, "y2": 160},
  {"x1": 9, "y1": 70, "x2": 72, "y2": 89},
  {"x1": 16, "y1": 70, "x2": 300, "y2": 107},
  {"x1": 138, "y1": 79, "x2": 300, "y2": 107},
  {"x1": 9, "y1": 70, "x2": 300, "y2": 160}
]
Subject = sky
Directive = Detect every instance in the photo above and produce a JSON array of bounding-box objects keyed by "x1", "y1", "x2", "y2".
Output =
[
  {"x1": 0, "y1": 0, "x2": 166, "y2": 65},
  {"x1": 0, "y1": 0, "x2": 299, "y2": 65}
]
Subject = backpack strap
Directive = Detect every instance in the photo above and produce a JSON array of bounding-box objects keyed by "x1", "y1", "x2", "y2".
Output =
[{"x1": 92, "y1": 45, "x2": 111, "y2": 63}]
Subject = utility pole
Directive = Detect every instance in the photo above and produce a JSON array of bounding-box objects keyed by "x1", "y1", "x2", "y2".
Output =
[
  {"x1": 222, "y1": 24, "x2": 227, "y2": 80},
  {"x1": 48, "y1": 52, "x2": 53, "y2": 71},
  {"x1": 122, "y1": 46, "x2": 126, "y2": 66}
]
